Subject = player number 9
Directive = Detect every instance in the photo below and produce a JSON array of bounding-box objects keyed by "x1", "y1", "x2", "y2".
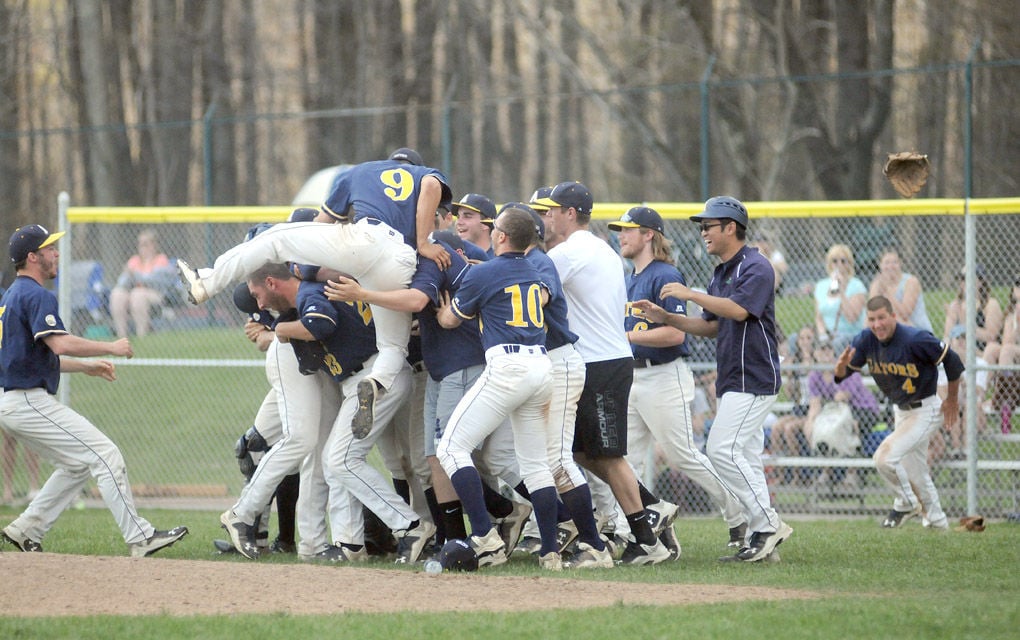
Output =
[{"x1": 380, "y1": 168, "x2": 414, "y2": 202}]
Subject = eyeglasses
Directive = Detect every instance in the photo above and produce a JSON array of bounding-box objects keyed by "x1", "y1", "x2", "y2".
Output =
[
  {"x1": 831, "y1": 257, "x2": 850, "y2": 264},
  {"x1": 699, "y1": 222, "x2": 722, "y2": 233}
]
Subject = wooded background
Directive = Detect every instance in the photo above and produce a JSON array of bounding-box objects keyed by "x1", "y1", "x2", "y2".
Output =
[{"x1": 1, "y1": 0, "x2": 1018, "y2": 232}]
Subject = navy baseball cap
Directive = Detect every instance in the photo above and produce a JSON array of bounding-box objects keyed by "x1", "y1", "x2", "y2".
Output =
[
  {"x1": 389, "y1": 147, "x2": 424, "y2": 166},
  {"x1": 495, "y1": 202, "x2": 545, "y2": 241},
  {"x1": 608, "y1": 206, "x2": 664, "y2": 234},
  {"x1": 533, "y1": 181, "x2": 593, "y2": 216},
  {"x1": 528, "y1": 186, "x2": 554, "y2": 212},
  {"x1": 430, "y1": 229, "x2": 465, "y2": 252},
  {"x1": 288, "y1": 207, "x2": 318, "y2": 223},
  {"x1": 10, "y1": 224, "x2": 65, "y2": 263},
  {"x1": 438, "y1": 539, "x2": 478, "y2": 571},
  {"x1": 452, "y1": 193, "x2": 496, "y2": 222},
  {"x1": 690, "y1": 196, "x2": 749, "y2": 228}
]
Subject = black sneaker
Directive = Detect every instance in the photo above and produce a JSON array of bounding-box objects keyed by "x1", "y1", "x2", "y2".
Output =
[
  {"x1": 269, "y1": 536, "x2": 296, "y2": 554},
  {"x1": 735, "y1": 522, "x2": 793, "y2": 562},
  {"x1": 617, "y1": 538, "x2": 671, "y2": 566},
  {"x1": 881, "y1": 507, "x2": 921, "y2": 528},
  {"x1": 130, "y1": 526, "x2": 189, "y2": 558},
  {"x1": 728, "y1": 522, "x2": 748, "y2": 548},
  {"x1": 306, "y1": 544, "x2": 348, "y2": 563},
  {"x1": 2, "y1": 524, "x2": 42, "y2": 552}
]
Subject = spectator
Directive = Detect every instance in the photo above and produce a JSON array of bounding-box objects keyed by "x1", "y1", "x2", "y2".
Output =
[
  {"x1": 814, "y1": 244, "x2": 867, "y2": 350},
  {"x1": 944, "y1": 265, "x2": 1003, "y2": 361},
  {"x1": 753, "y1": 230, "x2": 788, "y2": 292},
  {"x1": 935, "y1": 325, "x2": 987, "y2": 459},
  {"x1": 806, "y1": 341, "x2": 881, "y2": 448},
  {"x1": 868, "y1": 248, "x2": 933, "y2": 333},
  {"x1": 109, "y1": 229, "x2": 175, "y2": 338},
  {"x1": 990, "y1": 277, "x2": 1020, "y2": 433},
  {"x1": 769, "y1": 326, "x2": 816, "y2": 459}
]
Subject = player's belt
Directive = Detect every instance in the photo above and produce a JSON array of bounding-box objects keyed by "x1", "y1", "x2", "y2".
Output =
[
  {"x1": 897, "y1": 400, "x2": 923, "y2": 410},
  {"x1": 410, "y1": 360, "x2": 427, "y2": 373},
  {"x1": 632, "y1": 357, "x2": 682, "y2": 368},
  {"x1": 489, "y1": 344, "x2": 547, "y2": 357}
]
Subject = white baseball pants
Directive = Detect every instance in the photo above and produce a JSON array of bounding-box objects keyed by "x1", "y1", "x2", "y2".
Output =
[
  {"x1": 627, "y1": 360, "x2": 744, "y2": 527},
  {"x1": 875, "y1": 395, "x2": 947, "y2": 526},
  {"x1": 707, "y1": 391, "x2": 781, "y2": 534},
  {"x1": 195, "y1": 219, "x2": 416, "y2": 391},
  {"x1": 0, "y1": 389, "x2": 155, "y2": 544}
]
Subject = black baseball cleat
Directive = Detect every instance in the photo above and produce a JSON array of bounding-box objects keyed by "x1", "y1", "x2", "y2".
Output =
[
  {"x1": 645, "y1": 500, "x2": 680, "y2": 536},
  {"x1": 617, "y1": 538, "x2": 671, "y2": 566},
  {"x1": 2, "y1": 524, "x2": 43, "y2": 552},
  {"x1": 735, "y1": 522, "x2": 793, "y2": 562},
  {"x1": 881, "y1": 507, "x2": 921, "y2": 528},
  {"x1": 130, "y1": 526, "x2": 189, "y2": 557},
  {"x1": 728, "y1": 522, "x2": 748, "y2": 548},
  {"x1": 220, "y1": 510, "x2": 259, "y2": 559},
  {"x1": 269, "y1": 536, "x2": 297, "y2": 554},
  {"x1": 394, "y1": 520, "x2": 437, "y2": 564}
]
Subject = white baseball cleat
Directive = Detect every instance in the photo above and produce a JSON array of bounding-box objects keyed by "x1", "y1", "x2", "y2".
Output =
[
  {"x1": 617, "y1": 538, "x2": 671, "y2": 566},
  {"x1": 176, "y1": 259, "x2": 208, "y2": 304},
  {"x1": 736, "y1": 521, "x2": 793, "y2": 562},
  {"x1": 220, "y1": 510, "x2": 259, "y2": 560},
  {"x1": 563, "y1": 542, "x2": 614, "y2": 569},
  {"x1": 495, "y1": 502, "x2": 532, "y2": 555},
  {"x1": 539, "y1": 551, "x2": 563, "y2": 571},
  {"x1": 646, "y1": 499, "x2": 680, "y2": 536},
  {"x1": 469, "y1": 527, "x2": 508, "y2": 567}
]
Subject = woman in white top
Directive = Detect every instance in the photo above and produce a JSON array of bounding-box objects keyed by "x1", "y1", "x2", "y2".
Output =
[{"x1": 868, "y1": 248, "x2": 933, "y2": 333}]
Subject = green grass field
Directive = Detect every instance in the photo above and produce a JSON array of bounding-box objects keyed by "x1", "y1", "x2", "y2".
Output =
[{"x1": 1, "y1": 508, "x2": 1018, "y2": 638}]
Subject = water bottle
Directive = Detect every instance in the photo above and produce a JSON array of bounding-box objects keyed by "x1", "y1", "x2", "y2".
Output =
[
  {"x1": 828, "y1": 271, "x2": 840, "y2": 295},
  {"x1": 424, "y1": 559, "x2": 443, "y2": 575}
]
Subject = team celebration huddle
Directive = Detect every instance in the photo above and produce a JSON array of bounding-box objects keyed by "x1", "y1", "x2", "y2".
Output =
[{"x1": 1, "y1": 147, "x2": 964, "y2": 570}]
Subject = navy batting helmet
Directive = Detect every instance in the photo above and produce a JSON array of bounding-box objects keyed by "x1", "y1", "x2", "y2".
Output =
[
  {"x1": 438, "y1": 539, "x2": 478, "y2": 572},
  {"x1": 690, "y1": 196, "x2": 749, "y2": 228}
]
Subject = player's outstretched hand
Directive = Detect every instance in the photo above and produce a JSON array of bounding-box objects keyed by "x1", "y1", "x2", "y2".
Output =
[
  {"x1": 419, "y1": 242, "x2": 451, "y2": 270},
  {"x1": 834, "y1": 346, "x2": 854, "y2": 377},
  {"x1": 324, "y1": 276, "x2": 364, "y2": 302},
  {"x1": 110, "y1": 337, "x2": 133, "y2": 359},
  {"x1": 631, "y1": 299, "x2": 668, "y2": 324},
  {"x1": 84, "y1": 359, "x2": 117, "y2": 382}
]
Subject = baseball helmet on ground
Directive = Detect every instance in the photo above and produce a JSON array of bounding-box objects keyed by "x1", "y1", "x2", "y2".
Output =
[
  {"x1": 438, "y1": 539, "x2": 478, "y2": 571},
  {"x1": 690, "y1": 196, "x2": 749, "y2": 228}
]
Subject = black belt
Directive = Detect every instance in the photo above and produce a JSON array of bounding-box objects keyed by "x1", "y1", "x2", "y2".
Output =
[
  {"x1": 897, "y1": 400, "x2": 923, "y2": 410},
  {"x1": 633, "y1": 357, "x2": 682, "y2": 369},
  {"x1": 411, "y1": 360, "x2": 427, "y2": 373},
  {"x1": 501, "y1": 345, "x2": 546, "y2": 355}
]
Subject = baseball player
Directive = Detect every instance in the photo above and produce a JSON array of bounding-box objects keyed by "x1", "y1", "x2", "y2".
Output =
[
  {"x1": 536, "y1": 182, "x2": 675, "y2": 566},
  {"x1": 834, "y1": 295, "x2": 962, "y2": 530},
  {"x1": 0, "y1": 224, "x2": 187, "y2": 556},
  {"x1": 250, "y1": 264, "x2": 436, "y2": 562},
  {"x1": 610, "y1": 206, "x2": 747, "y2": 555},
  {"x1": 452, "y1": 193, "x2": 497, "y2": 258},
  {"x1": 325, "y1": 230, "x2": 534, "y2": 553},
  {"x1": 633, "y1": 196, "x2": 792, "y2": 563},
  {"x1": 177, "y1": 148, "x2": 452, "y2": 442},
  {"x1": 435, "y1": 208, "x2": 561, "y2": 569}
]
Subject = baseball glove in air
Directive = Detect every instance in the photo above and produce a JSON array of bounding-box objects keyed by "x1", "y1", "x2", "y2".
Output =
[{"x1": 883, "y1": 151, "x2": 930, "y2": 198}]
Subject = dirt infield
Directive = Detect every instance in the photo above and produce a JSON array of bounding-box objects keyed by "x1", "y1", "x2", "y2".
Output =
[{"x1": 1, "y1": 553, "x2": 820, "y2": 617}]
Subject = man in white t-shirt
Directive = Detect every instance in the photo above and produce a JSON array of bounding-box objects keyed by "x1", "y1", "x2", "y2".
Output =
[{"x1": 536, "y1": 182, "x2": 674, "y2": 565}]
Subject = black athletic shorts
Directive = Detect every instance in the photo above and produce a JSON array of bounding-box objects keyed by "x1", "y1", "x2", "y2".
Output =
[{"x1": 572, "y1": 357, "x2": 633, "y2": 458}]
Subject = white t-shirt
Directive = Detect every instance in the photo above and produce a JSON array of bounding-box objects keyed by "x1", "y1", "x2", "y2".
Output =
[{"x1": 549, "y1": 229, "x2": 632, "y2": 363}]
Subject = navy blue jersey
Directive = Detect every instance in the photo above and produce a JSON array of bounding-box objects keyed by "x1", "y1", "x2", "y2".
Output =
[
  {"x1": 525, "y1": 248, "x2": 577, "y2": 351},
  {"x1": 295, "y1": 282, "x2": 377, "y2": 383},
  {"x1": 703, "y1": 245, "x2": 781, "y2": 396},
  {"x1": 625, "y1": 260, "x2": 689, "y2": 362},
  {"x1": 322, "y1": 160, "x2": 451, "y2": 248},
  {"x1": 460, "y1": 240, "x2": 490, "y2": 263},
  {"x1": 410, "y1": 241, "x2": 485, "y2": 381},
  {"x1": 452, "y1": 252, "x2": 547, "y2": 350},
  {"x1": 847, "y1": 324, "x2": 963, "y2": 404},
  {"x1": 0, "y1": 276, "x2": 68, "y2": 394}
]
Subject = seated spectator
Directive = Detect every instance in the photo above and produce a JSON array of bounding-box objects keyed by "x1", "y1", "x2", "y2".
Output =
[
  {"x1": 814, "y1": 244, "x2": 867, "y2": 350},
  {"x1": 109, "y1": 229, "x2": 176, "y2": 337},
  {"x1": 770, "y1": 326, "x2": 816, "y2": 459},
  {"x1": 806, "y1": 340, "x2": 881, "y2": 490},
  {"x1": 944, "y1": 264, "x2": 1003, "y2": 363},
  {"x1": 991, "y1": 277, "x2": 1020, "y2": 433},
  {"x1": 935, "y1": 325, "x2": 988, "y2": 460},
  {"x1": 753, "y1": 230, "x2": 788, "y2": 292},
  {"x1": 868, "y1": 247, "x2": 933, "y2": 332}
]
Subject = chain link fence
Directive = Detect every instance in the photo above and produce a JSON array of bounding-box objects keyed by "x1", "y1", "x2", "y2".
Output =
[{"x1": 3, "y1": 199, "x2": 1016, "y2": 523}]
